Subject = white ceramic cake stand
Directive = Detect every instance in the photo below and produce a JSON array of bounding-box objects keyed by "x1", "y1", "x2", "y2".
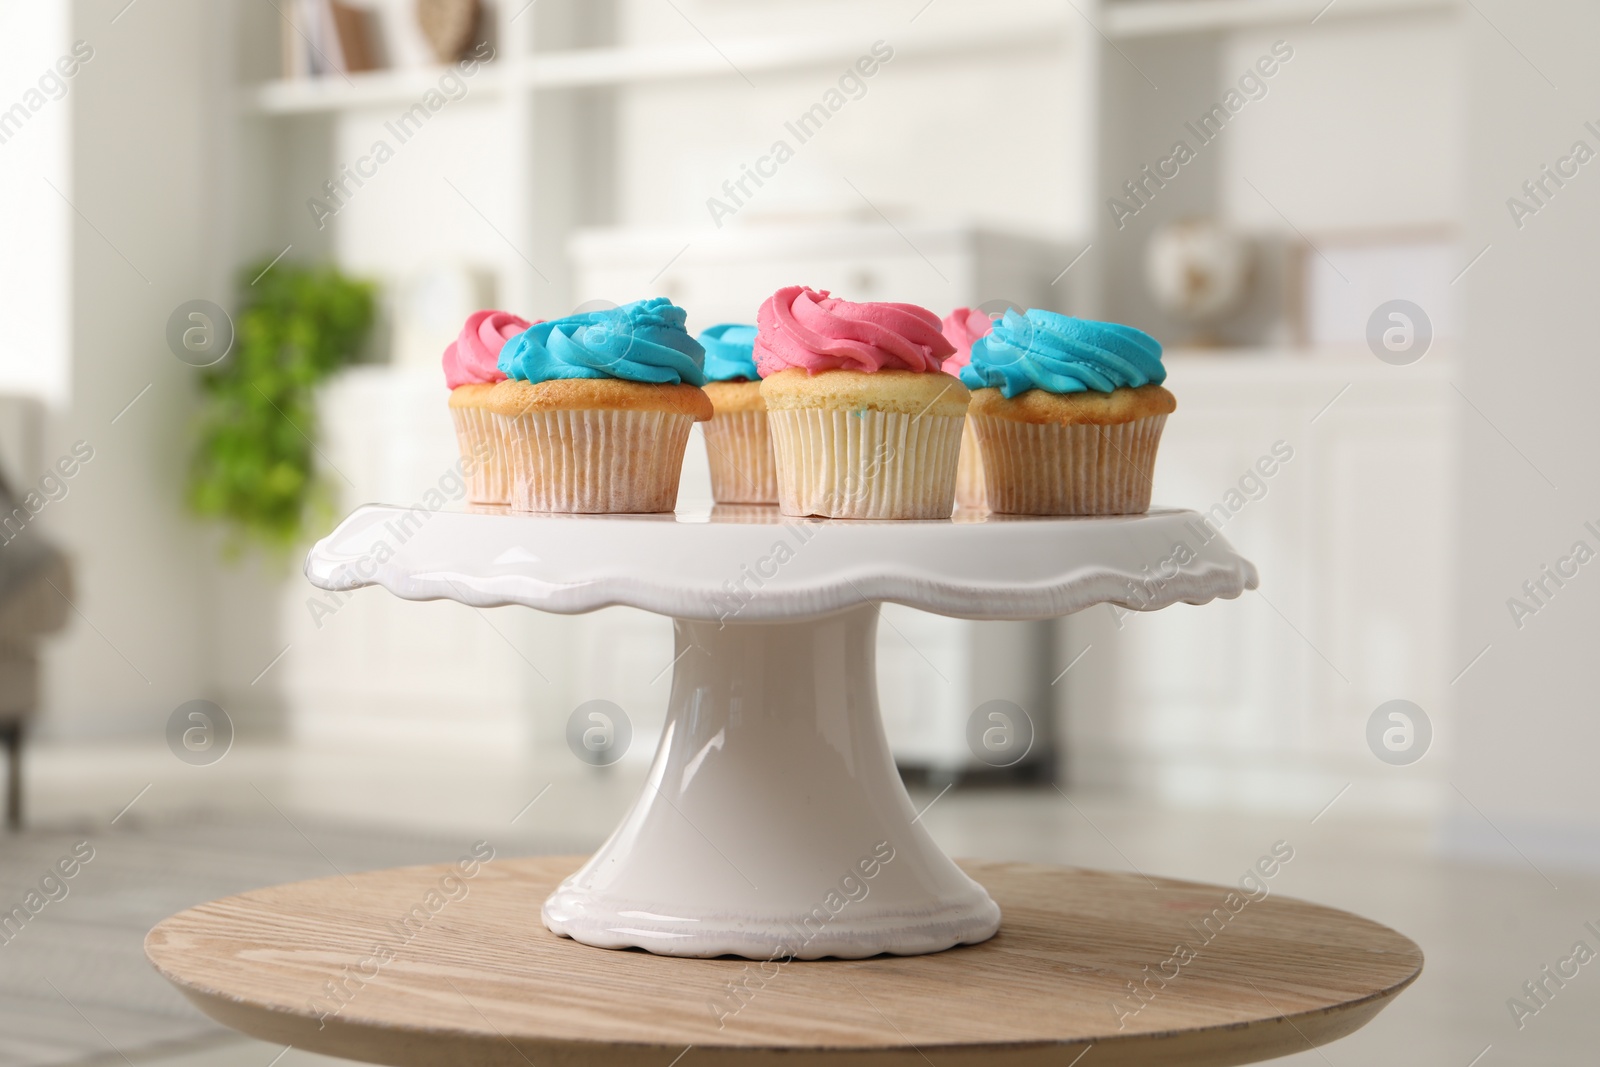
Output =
[{"x1": 305, "y1": 505, "x2": 1257, "y2": 960}]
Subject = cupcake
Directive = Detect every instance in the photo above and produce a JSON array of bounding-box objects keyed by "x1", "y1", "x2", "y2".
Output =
[
  {"x1": 755, "y1": 287, "x2": 968, "y2": 520},
  {"x1": 940, "y1": 307, "x2": 994, "y2": 511},
  {"x1": 444, "y1": 309, "x2": 533, "y2": 505},
  {"x1": 491, "y1": 298, "x2": 712, "y2": 513},
  {"x1": 959, "y1": 310, "x2": 1173, "y2": 515},
  {"x1": 697, "y1": 323, "x2": 777, "y2": 505}
]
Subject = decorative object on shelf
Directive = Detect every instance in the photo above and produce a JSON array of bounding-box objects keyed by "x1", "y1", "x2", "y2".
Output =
[
  {"x1": 416, "y1": 0, "x2": 481, "y2": 63},
  {"x1": 1145, "y1": 218, "x2": 1252, "y2": 345},
  {"x1": 281, "y1": 0, "x2": 382, "y2": 78},
  {"x1": 186, "y1": 261, "x2": 375, "y2": 554},
  {"x1": 303, "y1": 504, "x2": 1258, "y2": 958},
  {"x1": 326, "y1": 1, "x2": 379, "y2": 72}
]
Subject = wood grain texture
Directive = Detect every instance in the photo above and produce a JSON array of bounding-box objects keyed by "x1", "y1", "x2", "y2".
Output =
[{"x1": 145, "y1": 856, "x2": 1421, "y2": 1067}]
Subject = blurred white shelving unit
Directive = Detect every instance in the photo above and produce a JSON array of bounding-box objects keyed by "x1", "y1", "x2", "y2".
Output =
[
  {"x1": 229, "y1": 0, "x2": 1093, "y2": 773},
  {"x1": 229, "y1": 0, "x2": 1091, "y2": 313},
  {"x1": 225, "y1": 0, "x2": 1464, "y2": 807},
  {"x1": 1103, "y1": 0, "x2": 1456, "y2": 38},
  {"x1": 245, "y1": 20, "x2": 1071, "y2": 116},
  {"x1": 1065, "y1": 347, "x2": 1456, "y2": 815}
]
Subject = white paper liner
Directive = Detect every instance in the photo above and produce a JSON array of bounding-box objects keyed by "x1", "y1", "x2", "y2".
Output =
[
  {"x1": 970, "y1": 413, "x2": 1167, "y2": 515},
  {"x1": 450, "y1": 404, "x2": 511, "y2": 505},
  {"x1": 503, "y1": 408, "x2": 694, "y2": 513},
  {"x1": 767, "y1": 408, "x2": 964, "y2": 519},
  {"x1": 703, "y1": 409, "x2": 778, "y2": 505},
  {"x1": 954, "y1": 416, "x2": 987, "y2": 511}
]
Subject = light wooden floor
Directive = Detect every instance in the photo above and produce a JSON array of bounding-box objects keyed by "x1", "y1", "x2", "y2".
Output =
[{"x1": 22, "y1": 738, "x2": 1600, "y2": 1067}]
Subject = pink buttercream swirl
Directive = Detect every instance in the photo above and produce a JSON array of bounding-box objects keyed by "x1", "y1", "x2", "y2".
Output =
[
  {"x1": 443, "y1": 310, "x2": 534, "y2": 389},
  {"x1": 939, "y1": 307, "x2": 993, "y2": 375},
  {"x1": 753, "y1": 286, "x2": 955, "y2": 377}
]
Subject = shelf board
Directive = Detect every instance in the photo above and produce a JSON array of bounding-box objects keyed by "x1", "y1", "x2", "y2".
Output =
[
  {"x1": 1104, "y1": 0, "x2": 1456, "y2": 38},
  {"x1": 248, "y1": 63, "x2": 510, "y2": 115},
  {"x1": 244, "y1": 21, "x2": 1071, "y2": 116}
]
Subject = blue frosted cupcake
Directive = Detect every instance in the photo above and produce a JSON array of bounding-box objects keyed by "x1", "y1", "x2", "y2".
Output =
[
  {"x1": 697, "y1": 323, "x2": 777, "y2": 505},
  {"x1": 489, "y1": 298, "x2": 712, "y2": 513},
  {"x1": 960, "y1": 310, "x2": 1173, "y2": 515}
]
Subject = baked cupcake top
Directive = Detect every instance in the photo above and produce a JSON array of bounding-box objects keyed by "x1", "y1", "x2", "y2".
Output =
[
  {"x1": 697, "y1": 323, "x2": 760, "y2": 381},
  {"x1": 754, "y1": 286, "x2": 955, "y2": 376},
  {"x1": 498, "y1": 297, "x2": 707, "y2": 386},
  {"x1": 443, "y1": 310, "x2": 533, "y2": 389},
  {"x1": 939, "y1": 307, "x2": 993, "y2": 376},
  {"x1": 960, "y1": 310, "x2": 1164, "y2": 398}
]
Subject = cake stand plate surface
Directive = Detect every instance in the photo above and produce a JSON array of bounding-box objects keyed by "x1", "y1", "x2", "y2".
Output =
[
  {"x1": 299, "y1": 505, "x2": 1260, "y2": 960},
  {"x1": 146, "y1": 855, "x2": 1423, "y2": 1067},
  {"x1": 304, "y1": 505, "x2": 1257, "y2": 622}
]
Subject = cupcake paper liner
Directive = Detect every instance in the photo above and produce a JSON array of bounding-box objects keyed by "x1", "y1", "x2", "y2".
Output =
[
  {"x1": 767, "y1": 408, "x2": 964, "y2": 519},
  {"x1": 954, "y1": 416, "x2": 987, "y2": 511},
  {"x1": 449, "y1": 404, "x2": 512, "y2": 506},
  {"x1": 971, "y1": 413, "x2": 1167, "y2": 516},
  {"x1": 502, "y1": 408, "x2": 694, "y2": 513},
  {"x1": 703, "y1": 409, "x2": 778, "y2": 505}
]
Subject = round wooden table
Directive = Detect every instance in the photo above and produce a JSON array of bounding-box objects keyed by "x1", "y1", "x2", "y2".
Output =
[{"x1": 145, "y1": 855, "x2": 1421, "y2": 1066}]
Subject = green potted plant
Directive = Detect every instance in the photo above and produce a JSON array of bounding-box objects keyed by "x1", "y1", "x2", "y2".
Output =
[{"x1": 188, "y1": 261, "x2": 376, "y2": 554}]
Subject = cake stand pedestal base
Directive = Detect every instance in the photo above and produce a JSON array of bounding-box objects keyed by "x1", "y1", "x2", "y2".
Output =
[{"x1": 542, "y1": 604, "x2": 1001, "y2": 959}]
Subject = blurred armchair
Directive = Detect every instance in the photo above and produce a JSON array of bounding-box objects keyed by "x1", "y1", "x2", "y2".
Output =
[{"x1": 0, "y1": 396, "x2": 73, "y2": 829}]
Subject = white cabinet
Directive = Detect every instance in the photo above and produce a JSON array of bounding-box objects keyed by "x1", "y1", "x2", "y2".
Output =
[
  {"x1": 569, "y1": 224, "x2": 1080, "y2": 330},
  {"x1": 281, "y1": 367, "x2": 558, "y2": 749},
  {"x1": 1063, "y1": 349, "x2": 1454, "y2": 814}
]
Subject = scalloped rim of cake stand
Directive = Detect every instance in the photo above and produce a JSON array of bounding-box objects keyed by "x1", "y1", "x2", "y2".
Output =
[{"x1": 304, "y1": 504, "x2": 1258, "y2": 622}]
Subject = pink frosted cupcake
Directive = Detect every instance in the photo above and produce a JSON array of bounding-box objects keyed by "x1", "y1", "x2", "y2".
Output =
[
  {"x1": 444, "y1": 310, "x2": 532, "y2": 505},
  {"x1": 755, "y1": 287, "x2": 968, "y2": 519},
  {"x1": 940, "y1": 308, "x2": 994, "y2": 511}
]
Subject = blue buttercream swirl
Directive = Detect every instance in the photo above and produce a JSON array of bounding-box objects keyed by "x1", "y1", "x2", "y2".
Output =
[
  {"x1": 959, "y1": 310, "x2": 1164, "y2": 398},
  {"x1": 697, "y1": 323, "x2": 760, "y2": 381},
  {"x1": 498, "y1": 297, "x2": 706, "y2": 386}
]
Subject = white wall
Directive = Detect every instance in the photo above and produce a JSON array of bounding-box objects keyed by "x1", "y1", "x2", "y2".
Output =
[
  {"x1": 1063, "y1": 353, "x2": 1455, "y2": 817},
  {"x1": 1449, "y1": 0, "x2": 1600, "y2": 871},
  {"x1": 613, "y1": 0, "x2": 1089, "y2": 236},
  {"x1": 329, "y1": 95, "x2": 516, "y2": 303},
  {"x1": 1070, "y1": 8, "x2": 1469, "y2": 816},
  {"x1": 1220, "y1": 14, "x2": 1462, "y2": 233},
  {"x1": 26, "y1": 0, "x2": 224, "y2": 738}
]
